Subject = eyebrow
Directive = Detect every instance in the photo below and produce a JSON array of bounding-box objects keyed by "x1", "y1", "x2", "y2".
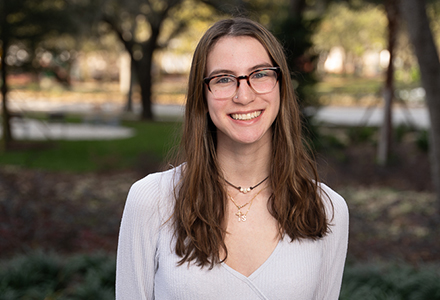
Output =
[{"x1": 206, "y1": 63, "x2": 274, "y2": 78}]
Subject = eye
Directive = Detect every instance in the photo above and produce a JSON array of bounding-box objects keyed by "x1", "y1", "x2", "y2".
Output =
[
  {"x1": 212, "y1": 75, "x2": 235, "y2": 85},
  {"x1": 251, "y1": 70, "x2": 269, "y2": 80}
]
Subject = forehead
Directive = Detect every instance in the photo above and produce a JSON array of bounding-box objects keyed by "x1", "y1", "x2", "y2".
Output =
[{"x1": 206, "y1": 36, "x2": 271, "y2": 74}]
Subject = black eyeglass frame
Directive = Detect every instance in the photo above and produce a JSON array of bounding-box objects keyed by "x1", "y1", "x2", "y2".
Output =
[{"x1": 203, "y1": 67, "x2": 281, "y2": 97}]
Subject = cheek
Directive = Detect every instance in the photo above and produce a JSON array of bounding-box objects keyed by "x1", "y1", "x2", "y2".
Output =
[
  {"x1": 206, "y1": 93, "x2": 226, "y2": 117},
  {"x1": 207, "y1": 101, "x2": 221, "y2": 123},
  {"x1": 206, "y1": 97, "x2": 218, "y2": 121},
  {"x1": 272, "y1": 91, "x2": 281, "y2": 115}
]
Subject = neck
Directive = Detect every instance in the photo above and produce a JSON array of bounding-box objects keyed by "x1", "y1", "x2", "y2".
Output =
[{"x1": 216, "y1": 137, "x2": 272, "y2": 187}]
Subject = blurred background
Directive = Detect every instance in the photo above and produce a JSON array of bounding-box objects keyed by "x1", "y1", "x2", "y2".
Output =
[{"x1": 1, "y1": 0, "x2": 440, "y2": 299}]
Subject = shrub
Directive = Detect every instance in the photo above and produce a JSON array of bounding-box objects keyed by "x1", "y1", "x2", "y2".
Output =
[
  {"x1": 347, "y1": 126, "x2": 377, "y2": 144},
  {"x1": 416, "y1": 130, "x2": 429, "y2": 153},
  {"x1": 340, "y1": 263, "x2": 440, "y2": 300},
  {"x1": 0, "y1": 251, "x2": 115, "y2": 300}
]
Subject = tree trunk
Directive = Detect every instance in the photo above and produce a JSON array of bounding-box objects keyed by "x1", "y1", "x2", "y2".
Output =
[
  {"x1": 400, "y1": 0, "x2": 440, "y2": 213},
  {"x1": 289, "y1": 0, "x2": 306, "y2": 17},
  {"x1": 134, "y1": 33, "x2": 159, "y2": 121},
  {"x1": 133, "y1": 53, "x2": 154, "y2": 120},
  {"x1": 1, "y1": 21, "x2": 13, "y2": 152},
  {"x1": 139, "y1": 77, "x2": 154, "y2": 120},
  {"x1": 377, "y1": 0, "x2": 399, "y2": 165},
  {"x1": 125, "y1": 60, "x2": 134, "y2": 112}
]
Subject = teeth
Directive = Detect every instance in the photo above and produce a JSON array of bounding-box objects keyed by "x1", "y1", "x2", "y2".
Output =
[{"x1": 231, "y1": 111, "x2": 262, "y2": 120}]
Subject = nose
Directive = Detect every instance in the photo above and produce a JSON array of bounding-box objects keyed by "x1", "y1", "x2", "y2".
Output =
[{"x1": 233, "y1": 78, "x2": 255, "y2": 105}]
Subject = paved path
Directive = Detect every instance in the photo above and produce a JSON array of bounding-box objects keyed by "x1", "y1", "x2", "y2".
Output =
[
  {"x1": 1, "y1": 102, "x2": 429, "y2": 141},
  {"x1": 313, "y1": 105, "x2": 429, "y2": 129},
  {"x1": 10, "y1": 118, "x2": 135, "y2": 141},
  {"x1": 3, "y1": 103, "x2": 184, "y2": 141}
]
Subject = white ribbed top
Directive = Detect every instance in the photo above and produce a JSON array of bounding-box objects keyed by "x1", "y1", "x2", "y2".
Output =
[{"x1": 116, "y1": 165, "x2": 349, "y2": 300}]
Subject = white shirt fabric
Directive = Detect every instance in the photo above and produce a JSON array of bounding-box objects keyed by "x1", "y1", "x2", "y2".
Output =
[{"x1": 116, "y1": 165, "x2": 349, "y2": 300}]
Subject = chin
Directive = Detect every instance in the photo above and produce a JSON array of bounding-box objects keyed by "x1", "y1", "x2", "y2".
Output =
[{"x1": 234, "y1": 132, "x2": 269, "y2": 145}]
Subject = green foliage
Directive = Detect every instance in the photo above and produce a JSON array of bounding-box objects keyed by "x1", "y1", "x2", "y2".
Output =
[
  {"x1": 0, "y1": 251, "x2": 115, "y2": 300},
  {"x1": 312, "y1": 131, "x2": 346, "y2": 154},
  {"x1": 340, "y1": 263, "x2": 440, "y2": 300},
  {"x1": 270, "y1": 11, "x2": 321, "y2": 145},
  {"x1": 316, "y1": 75, "x2": 383, "y2": 97},
  {"x1": 2, "y1": 0, "x2": 92, "y2": 74},
  {"x1": 0, "y1": 121, "x2": 181, "y2": 172},
  {"x1": 395, "y1": 124, "x2": 413, "y2": 143},
  {"x1": 347, "y1": 126, "x2": 377, "y2": 144},
  {"x1": 271, "y1": 13, "x2": 320, "y2": 108},
  {"x1": 416, "y1": 130, "x2": 430, "y2": 153},
  {"x1": 301, "y1": 113, "x2": 322, "y2": 153},
  {"x1": 313, "y1": 2, "x2": 387, "y2": 56},
  {"x1": 0, "y1": 251, "x2": 67, "y2": 300}
]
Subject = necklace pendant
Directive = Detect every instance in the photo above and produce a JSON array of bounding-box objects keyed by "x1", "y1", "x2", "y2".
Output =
[
  {"x1": 239, "y1": 187, "x2": 251, "y2": 194},
  {"x1": 226, "y1": 176, "x2": 269, "y2": 194},
  {"x1": 235, "y1": 210, "x2": 246, "y2": 222}
]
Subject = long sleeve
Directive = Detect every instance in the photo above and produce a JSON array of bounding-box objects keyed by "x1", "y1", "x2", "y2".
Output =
[
  {"x1": 116, "y1": 173, "x2": 166, "y2": 300},
  {"x1": 314, "y1": 184, "x2": 349, "y2": 299},
  {"x1": 115, "y1": 169, "x2": 349, "y2": 300}
]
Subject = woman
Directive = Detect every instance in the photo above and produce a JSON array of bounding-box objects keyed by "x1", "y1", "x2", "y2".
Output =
[{"x1": 116, "y1": 17, "x2": 349, "y2": 299}]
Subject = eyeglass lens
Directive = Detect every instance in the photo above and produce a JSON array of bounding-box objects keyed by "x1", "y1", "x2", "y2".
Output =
[{"x1": 209, "y1": 69, "x2": 278, "y2": 99}]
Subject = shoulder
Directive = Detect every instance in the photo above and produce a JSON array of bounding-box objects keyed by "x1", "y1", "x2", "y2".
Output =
[
  {"x1": 124, "y1": 165, "x2": 182, "y2": 220},
  {"x1": 318, "y1": 182, "x2": 349, "y2": 224},
  {"x1": 129, "y1": 165, "x2": 182, "y2": 196}
]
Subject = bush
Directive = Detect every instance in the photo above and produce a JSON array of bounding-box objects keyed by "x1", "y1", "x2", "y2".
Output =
[
  {"x1": 347, "y1": 126, "x2": 377, "y2": 144},
  {"x1": 416, "y1": 130, "x2": 429, "y2": 153},
  {"x1": 0, "y1": 251, "x2": 115, "y2": 300},
  {"x1": 341, "y1": 263, "x2": 440, "y2": 300}
]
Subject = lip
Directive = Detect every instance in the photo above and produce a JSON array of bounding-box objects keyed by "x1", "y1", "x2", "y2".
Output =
[{"x1": 229, "y1": 110, "x2": 264, "y2": 121}]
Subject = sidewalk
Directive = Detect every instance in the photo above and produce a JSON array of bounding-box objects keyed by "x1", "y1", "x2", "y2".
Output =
[
  {"x1": 9, "y1": 118, "x2": 135, "y2": 141},
  {"x1": 1, "y1": 103, "x2": 429, "y2": 141},
  {"x1": 312, "y1": 105, "x2": 429, "y2": 129},
  {"x1": 2, "y1": 102, "x2": 184, "y2": 141}
]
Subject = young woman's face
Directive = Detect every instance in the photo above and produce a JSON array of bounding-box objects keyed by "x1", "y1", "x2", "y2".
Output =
[{"x1": 205, "y1": 36, "x2": 280, "y2": 147}]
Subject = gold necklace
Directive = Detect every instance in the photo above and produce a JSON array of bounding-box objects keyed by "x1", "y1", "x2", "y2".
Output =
[{"x1": 228, "y1": 187, "x2": 266, "y2": 222}]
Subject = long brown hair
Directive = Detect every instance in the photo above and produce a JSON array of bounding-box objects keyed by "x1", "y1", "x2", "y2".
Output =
[{"x1": 172, "y1": 17, "x2": 330, "y2": 269}]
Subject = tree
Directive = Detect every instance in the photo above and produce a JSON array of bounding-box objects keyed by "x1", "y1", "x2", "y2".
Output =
[
  {"x1": 0, "y1": 0, "x2": 12, "y2": 152},
  {"x1": 101, "y1": 0, "x2": 194, "y2": 120},
  {"x1": 377, "y1": 0, "x2": 400, "y2": 165},
  {"x1": 400, "y1": 0, "x2": 440, "y2": 214},
  {"x1": 269, "y1": 0, "x2": 322, "y2": 146},
  {"x1": 0, "y1": 0, "x2": 87, "y2": 151},
  {"x1": 312, "y1": 2, "x2": 387, "y2": 66},
  {"x1": 271, "y1": 0, "x2": 320, "y2": 107},
  {"x1": 313, "y1": 0, "x2": 404, "y2": 164}
]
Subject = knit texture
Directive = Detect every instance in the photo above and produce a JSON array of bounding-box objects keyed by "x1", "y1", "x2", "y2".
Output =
[{"x1": 116, "y1": 165, "x2": 349, "y2": 300}]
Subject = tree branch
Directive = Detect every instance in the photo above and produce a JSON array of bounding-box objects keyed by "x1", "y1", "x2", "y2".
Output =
[{"x1": 102, "y1": 15, "x2": 135, "y2": 55}]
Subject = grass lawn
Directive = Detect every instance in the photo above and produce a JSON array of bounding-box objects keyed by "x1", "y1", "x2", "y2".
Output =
[
  {"x1": 314, "y1": 74, "x2": 423, "y2": 106},
  {"x1": 0, "y1": 121, "x2": 182, "y2": 173}
]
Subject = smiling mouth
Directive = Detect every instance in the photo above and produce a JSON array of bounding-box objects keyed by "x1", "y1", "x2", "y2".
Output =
[{"x1": 230, "y1": 111, "x2": 262, "y2": 121}]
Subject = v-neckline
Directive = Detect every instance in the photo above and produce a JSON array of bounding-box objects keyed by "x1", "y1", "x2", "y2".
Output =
[{"x1": 221, "y1": 239, "x2": 283, "y2": 279}]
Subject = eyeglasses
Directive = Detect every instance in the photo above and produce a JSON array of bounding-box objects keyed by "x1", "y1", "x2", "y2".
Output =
[{"x1": 204, "y1": 67, "x2": 281, "y2": 99}]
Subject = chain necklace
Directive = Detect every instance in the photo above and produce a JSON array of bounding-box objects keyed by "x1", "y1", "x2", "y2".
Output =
[
  {"x1": 225, "y1": 176, "x2": 269, "y2": 194},
  {"x1": 228, "y1": 187, "x2": 266, "y2": 222}
]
